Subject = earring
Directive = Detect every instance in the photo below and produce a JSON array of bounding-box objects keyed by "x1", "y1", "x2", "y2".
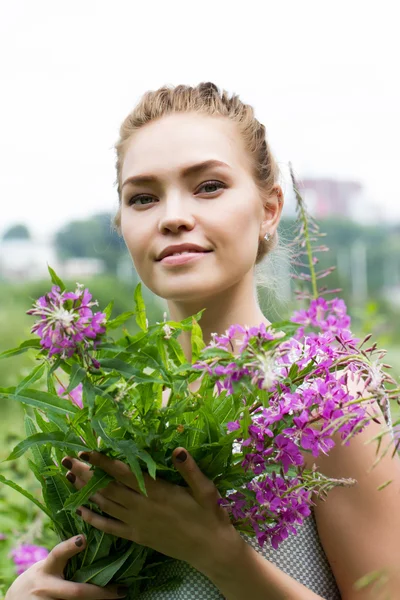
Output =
[{"x1": 264, "y1": 232, "x2": 271, "y2": 241}]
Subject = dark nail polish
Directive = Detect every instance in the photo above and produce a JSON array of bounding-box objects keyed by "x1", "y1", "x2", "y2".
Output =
[
  {"x1": 61, "y1": 457, "x2": 72, "y2": 470},
  {"x1": 79, "y1": 452, "x2": 90, "y2": 462},
  {"x1": 117, "y1": 587, "x2": 129, "y2": 597},
  {"x1": 175, "y1": 450, "x2": 187, "y2": 463},
  {"x1": 75, "y1": 536, "x2": 83, "y2": 547},
  {"x1": 66, "y1": 472, "x2": 76, "y2": 484},
  {"x1": 76, "y1": 509, "x2": 82, "y2": 516}
]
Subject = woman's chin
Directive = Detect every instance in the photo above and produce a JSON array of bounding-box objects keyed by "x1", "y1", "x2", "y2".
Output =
[{"x1": 154, "y1": 281, "x2": 217, "y2": 305}]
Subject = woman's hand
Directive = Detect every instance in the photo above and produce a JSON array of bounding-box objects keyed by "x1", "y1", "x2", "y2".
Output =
[
  {"x1": 61, "y1": 448, "x2": 245, "y2": 575},
  {"x1": 5, "y1": 535, "x2": 129, "y2": 599}
]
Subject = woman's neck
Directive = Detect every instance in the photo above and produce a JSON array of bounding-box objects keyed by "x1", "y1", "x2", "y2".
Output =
[{"x1": 166, "y1": 277, "x2": 271, "y2": 363}]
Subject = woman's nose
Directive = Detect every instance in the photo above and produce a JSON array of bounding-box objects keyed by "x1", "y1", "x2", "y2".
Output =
[{"x1": 158, "y1": 194, "x2": 196, "y2": 234}]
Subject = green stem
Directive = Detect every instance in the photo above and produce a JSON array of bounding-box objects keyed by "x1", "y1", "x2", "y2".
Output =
[
  {"x1": 290, "y1": 164, "x2": 319, "y2": 299},
  {"x1": 302, "y1": 210, "x2": 318, "y2": 299}
]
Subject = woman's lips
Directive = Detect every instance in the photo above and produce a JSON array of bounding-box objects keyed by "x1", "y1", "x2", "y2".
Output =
[{"x1": 159, "y1": 251, "x2": 212, "y2": 266}]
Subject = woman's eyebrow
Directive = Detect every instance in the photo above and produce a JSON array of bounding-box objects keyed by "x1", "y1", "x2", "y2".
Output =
[{"x1": 121, "y1": 159, "x2": 231, "y2": 190}]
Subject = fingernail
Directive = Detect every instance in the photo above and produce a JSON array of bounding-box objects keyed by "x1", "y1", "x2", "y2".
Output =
[
  {"x1": 76, "y1": 508, "x2": 82, "y2": 516},
  {"x1": 175, "y1": 450, "x2": 187, "y2": 463},
  {"x1": 66, "y1": 472, "x2": 76, "y2": 484},
  {"x1": 117, "y1": 587, "x2": 129, "y2": 597},
  {"x1": 79, "y1": 452, "x2": 91, "y2": 462},
  {"x1": 75, "y1": 536, "x2": 83, "y2": 547},
  {"x1": 61, "y1": 457, "x2": 72, "y2": 469}
]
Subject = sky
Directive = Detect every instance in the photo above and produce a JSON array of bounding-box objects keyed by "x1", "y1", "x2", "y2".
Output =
[{"x1": 1, "y1": 0, "x2": 399, "y2": 239}]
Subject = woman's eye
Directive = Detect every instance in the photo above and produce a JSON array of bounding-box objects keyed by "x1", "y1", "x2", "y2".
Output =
[
  {"x1": 196, "y1": 180, "x2": 226, "y2": 194},
  {"x1": 128, "y1": 195, "x2": 157, "y2": 207}
]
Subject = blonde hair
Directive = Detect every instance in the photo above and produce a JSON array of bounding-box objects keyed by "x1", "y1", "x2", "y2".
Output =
[{"x1": 113, "y1": 82, "x2": 293, "y2": 302}]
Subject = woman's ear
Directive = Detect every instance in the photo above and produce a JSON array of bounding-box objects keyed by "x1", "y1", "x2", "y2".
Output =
[{"x1": 260, "y1": 185, "x2": 284, "y2": 239}]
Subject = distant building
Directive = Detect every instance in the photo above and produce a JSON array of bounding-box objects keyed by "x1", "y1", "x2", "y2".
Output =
[
  {"x1": 0, "y1": 236, "x2": 61, "y2": 281},
  {"x1": 61, "y1": 258, "x2": 105, "y2": 280},
  {"x1": 298, "y1": 178, "x2": 383, "y2": 224},
  {"x1": 0, "y1": 236, "x2": 105, "y2": 282}
]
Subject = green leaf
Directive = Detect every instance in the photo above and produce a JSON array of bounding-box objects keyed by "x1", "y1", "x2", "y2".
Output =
[
  {"x1": 0, "y1": 473, "x2": 52, "y2": 519},
  {"x1": 199, "y1": 346, "x2": 231, "y2": 360},
  {"x1": 0, "y1": 338, "x2": 41, "y2": 360},
  {"x1": 66, "y1": 363, "x2": 87, "y2": 393},
  {"x1": 82, "y1": 378, "x2": 96, "y2": 417},
  {"x1": 115, "y1": 545, "x2": 147, "y2": 580},
  {"x1": 24, "y1": 415, "x2": 76, "y2": 536},
  {"x1": 5, "y1": 432, "x2": 89, "y2": 461},
  {"x1": 166, "y1": 337, "x2": 186, "y2": 365},
  {"x1": 62, "y1": 468, "x2": 113, "y2": 512},
  {"x1": 136, "y1": 345, "x2": 169, "y2": 378},
  {"x1": 118, "y1": 440, "x2": 157, "y2": 481},
  {"x1": 47, "y1": 366, "x2": 58, "y2": 395},
  {"x1": 377, "y1": 479, "x2": 393, "y2": 491},
  {"x1": 134, "y1": 283, "x2": 148, "y2": 332},
  {"x1": 288, "y1": 362, "x2": 299, "y2": 380},
  {"x1": 15, "y1": 362, "x2": 46, "y2": 394},
  {"x1": 98, "y1": 358, "x2": 164, "y2": 384},
  {"x1": 156, "y1": 336, "x2": 168, "y2": 369},
  {"x1": 198, "y1": 444, "x2": 232, "y2": 479},
  {"x1": 353, "y1": 569, "x2": 389, "y2": 591},
  {"x1": 91, "y1": 420, "x2": 147, "y2": 495},
  {"x1": 71, "y1": 543, "x2": 136, "y2": 585},
  {"x1": 118, "y1": 452, "x2": 146, "y2": 496},
  {"x1": 107, "y1": 311, "x2": 136, "y2": 330},
  {"x1": 0, "y1": 387, "x2": 79, "y2": 416},
  {"x1": 81, "y1": 530, "x2": 113, "y2": 567},
  {"x1": 190, "y1": 317, "x2": 205, "y2": 363},
  {"x1": 43, "y1": 411, "x2": 69, "y2": 433},
  {"x1": 35, "y1": 412, "x2": 59, "y2": 434},
  {"x1": 103, "y1": 300, "x2": 114, "y2": 320},
  {"x1": 211, "y1": 390, "x2": 239, "y2": 427},
  {"x1": 48, "y1": 264, "x2": 66, "y2": 291},
  {"x1": 241, "y1": 407, "x2": 252, "y2": 439}
]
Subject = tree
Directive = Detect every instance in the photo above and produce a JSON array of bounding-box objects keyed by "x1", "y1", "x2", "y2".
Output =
[
  {"x1": 55, "y1": 213, "x2": 126, "y2": 273},
  {"x1": 2, "y1": 224, "x2": 31, "y2": 240}
]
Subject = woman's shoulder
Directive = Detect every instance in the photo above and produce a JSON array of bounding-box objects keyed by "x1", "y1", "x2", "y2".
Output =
[{"x1": 305, "y1": 386, "x2": 400, "y2": 598}]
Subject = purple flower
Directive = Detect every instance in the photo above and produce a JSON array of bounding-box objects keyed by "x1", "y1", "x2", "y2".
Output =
[
  {"x1": 11, "y1": 544, "x2": 49, "y2": 574},
  {"x1": 198, "y1": 294, "x2": 386, "y2": 550},
  {"x1": 57, "y1": 382, "x2": 83, "y2": 409},
  {"x1": 205, "y1": 322, "x2": 283, "y2": 355},
  {"x1": 246, "y1": 417, "x2": 274, "y2": 451},
  {"x1": 227, "y1": 420, "x2": 241, "y2": 432},
  {"x1": 300, "y1": 427, "x2": 336, "y2": 457},
  {"x1": 291, "y1": 297, "x2": 360, "y2": 349},
  {"x1": 241, "y1": 451, "x2": 270, "y2": 475},
  {"x1": 274, "y1": 434, "x2": 304, "y2": 472},
  {"x1": 212, "y1": 363, "x2": 252, "y2": 394},
  {"x1": 223, "y1": 473, "x2": 313, "y2": 549},
  {"x1": 336, "y1": 405, "x2": 369, "y2": 443},
  {"x1": 27, "y1": 284, "x2": 106, "y2": 360}
]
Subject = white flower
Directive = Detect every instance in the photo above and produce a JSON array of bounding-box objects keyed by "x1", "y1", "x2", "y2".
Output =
[
  {"x1": 366, "y1": 360, "x2": 384, "y2": 392},
  {"x1": 163, "y1": 324, "x2": 173, "y2": 339},
  {"x1": 257, "y1": 353, "x2": 279, "y2": 390}
]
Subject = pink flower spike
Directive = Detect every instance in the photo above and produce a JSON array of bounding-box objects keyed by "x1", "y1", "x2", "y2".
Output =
[
  {"x1": 57, "y1": 382, "x2": 83, "y2": 409},
  {"x1": 11, "y1": 544, "x2": 49, "y2": 575}
]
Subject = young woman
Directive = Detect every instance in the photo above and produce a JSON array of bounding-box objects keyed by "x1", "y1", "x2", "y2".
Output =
[{"x1": 6, "y1": 83, "x2": 400, "y2": 600}]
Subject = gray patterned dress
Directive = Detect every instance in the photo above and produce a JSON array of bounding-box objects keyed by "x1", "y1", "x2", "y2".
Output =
[{"x1": 139, "y1": 403, "x2": 394, "y2": 600}]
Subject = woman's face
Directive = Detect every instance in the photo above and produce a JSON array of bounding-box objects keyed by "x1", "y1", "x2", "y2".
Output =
[{"x1": 120, "y1": 112, "x2": 281, "y2": 302}]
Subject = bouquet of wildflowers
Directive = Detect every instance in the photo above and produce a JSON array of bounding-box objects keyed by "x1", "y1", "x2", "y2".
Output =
[{"x1": 1, "y1": 164, "x2": 399, "y2": 596}]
